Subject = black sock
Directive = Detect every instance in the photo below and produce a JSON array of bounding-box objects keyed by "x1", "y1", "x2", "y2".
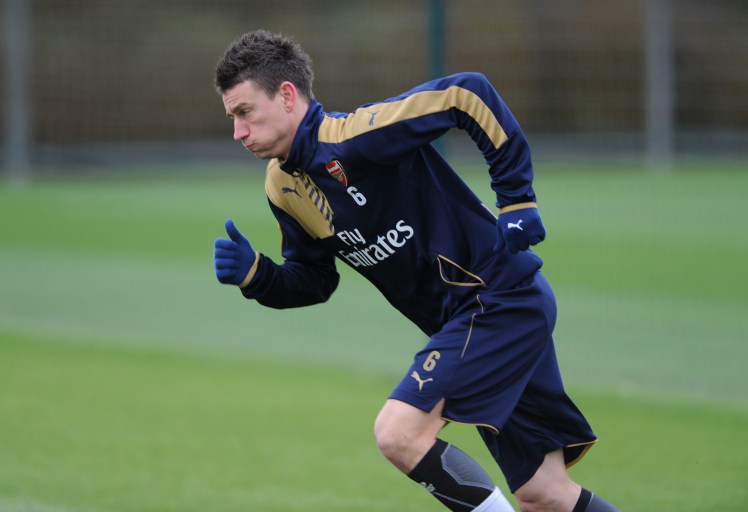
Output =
[
  {"x1": 574, "y1": 488, "x2": 621, "y2": 512},
  {"x1": 407, "y1": 439, "x2": 496, "y2": 512},
  {"x1": 573, "y1": 488, "x2": 593, "y2": 512}
]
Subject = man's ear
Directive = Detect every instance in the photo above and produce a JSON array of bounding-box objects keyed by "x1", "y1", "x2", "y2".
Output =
[{"x1": 279, "y1": 81, "x2": 297, "y2": 112}]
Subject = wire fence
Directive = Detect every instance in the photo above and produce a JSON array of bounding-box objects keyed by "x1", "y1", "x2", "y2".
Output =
[{"x1": 2, "y1": 0, "x2": 747, "y2": 175}]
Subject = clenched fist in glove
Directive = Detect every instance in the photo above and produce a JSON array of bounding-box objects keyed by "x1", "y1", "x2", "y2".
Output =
[
  {"x1": 494, "y1": 203, "x2": 546, "y2": 254},
  {"x1": 213, "y1": 219, "x2": 258, "y2": 287}
]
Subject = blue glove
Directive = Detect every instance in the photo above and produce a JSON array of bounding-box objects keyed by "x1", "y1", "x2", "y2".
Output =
[
  {"x1": 494, "y1": 205, "x2": 546, "y2": 254},
  {"x1": 213, "y1": 219, "x2": 257, "y2": 286}
]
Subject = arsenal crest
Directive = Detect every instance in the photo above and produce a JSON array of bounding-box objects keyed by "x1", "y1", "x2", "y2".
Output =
[{"x1": 325, "y1": 160, "x2": 348, "y2": 187}]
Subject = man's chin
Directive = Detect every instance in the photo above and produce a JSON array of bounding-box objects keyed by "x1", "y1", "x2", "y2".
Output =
[{"x1": 247, "y1": 147, "x2": 273, "y2": 160}]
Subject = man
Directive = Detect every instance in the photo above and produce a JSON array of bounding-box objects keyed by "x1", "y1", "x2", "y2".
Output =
[{"x1": 213, "y1": 29, "x2": 620, "y2": 512}]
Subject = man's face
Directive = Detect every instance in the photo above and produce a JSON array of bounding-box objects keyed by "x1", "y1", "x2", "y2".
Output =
[{"x1": 222, "y1": 80, "x2": 294, "y2": 161}]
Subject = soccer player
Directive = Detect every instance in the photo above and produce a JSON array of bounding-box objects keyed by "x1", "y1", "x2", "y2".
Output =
[{"x1": 213, "y1": 29, "x2": 620, "y2": 512}]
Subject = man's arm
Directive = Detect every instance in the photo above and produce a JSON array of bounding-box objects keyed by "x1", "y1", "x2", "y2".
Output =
[
  {"x1": 319, "y1": 72, "x2": 545, "y2": 253},
  {"x1": 239, "y1": 201, "x2": 340, "y2": 308},
  {"x1": 318, "y1": 72, "x2": 537, "y2": 208},
  {"x1": 213, "y1": 208, "x2": 339, "y2": 309}
]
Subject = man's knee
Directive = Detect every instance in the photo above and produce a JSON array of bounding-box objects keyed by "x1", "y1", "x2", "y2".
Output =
[
  {"x1": 513, "y1": 450, "x2": 580, "y2": 512},
  {"x1": 373, "y1": 412, "x2": 405, "y2": 464},
  {"x1": 373, "y1": 410, "x2": 426, "y2": 470},
  {"x1": 514, "y1": 488, "x2": 569, "y2": 512},
  {"x1": 373, "y1": 399, "x2": 445, "y2": 472}
]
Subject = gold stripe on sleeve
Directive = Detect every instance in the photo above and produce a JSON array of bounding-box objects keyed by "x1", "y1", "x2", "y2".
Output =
[
  {"x1": 498, "y1": 202, "x2": 537, "y2": 213},
  {"x1": 318, "y1": 86, "x2": 509, "y2": 149}
]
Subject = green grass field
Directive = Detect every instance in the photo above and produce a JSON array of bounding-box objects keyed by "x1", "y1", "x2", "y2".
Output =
[{"x1": 1, "y1": 162, "x2": 747, "y2": 511}]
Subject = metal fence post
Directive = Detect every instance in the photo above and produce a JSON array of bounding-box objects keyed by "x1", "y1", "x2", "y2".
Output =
[
  {"x1": 3, "y1": 0, "x2": 32, "y2": 182},
  {"x1": 430, "y1": 0, "x2": 446, "y2": 155},
  {"x1": 645, "y1": 0, "x2": 674, "y2": 170}
]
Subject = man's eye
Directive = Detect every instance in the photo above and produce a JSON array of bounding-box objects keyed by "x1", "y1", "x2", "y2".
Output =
[{"x1": 228, "y1": 109, "x2": 251, "y2": 120}]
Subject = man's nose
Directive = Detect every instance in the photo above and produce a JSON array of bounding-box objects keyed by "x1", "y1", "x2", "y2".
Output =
[{"x1": 233, "y1": 119, "x2": 248, "y2": 142}]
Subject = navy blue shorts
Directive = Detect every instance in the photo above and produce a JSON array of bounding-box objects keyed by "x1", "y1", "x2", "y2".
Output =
[{"x1": 389, "y1": 272, "x2": 596, "y2": 492}]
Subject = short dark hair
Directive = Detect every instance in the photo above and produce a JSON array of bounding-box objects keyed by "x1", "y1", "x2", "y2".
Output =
[{"x1": 214, "y1": 29, "x2": 314, "y2": 101}]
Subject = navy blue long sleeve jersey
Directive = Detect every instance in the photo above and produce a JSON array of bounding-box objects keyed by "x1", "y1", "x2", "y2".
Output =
[{"x1": 241, "y1": 72, "x2": 543, "y2": 336}]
